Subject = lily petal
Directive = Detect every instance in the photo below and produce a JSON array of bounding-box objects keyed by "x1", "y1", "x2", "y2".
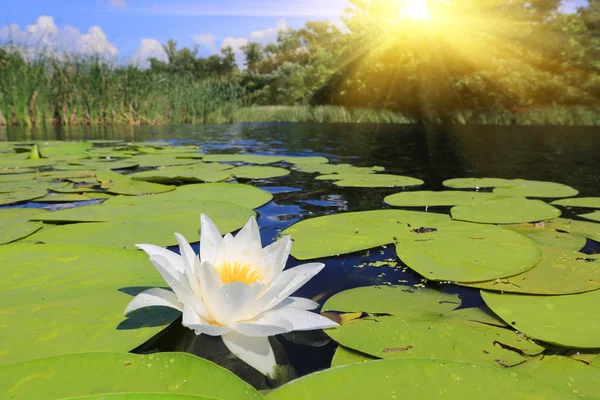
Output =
[
  {"x1": 200, "y1": 214, "x2": 222, "y2": 265},
  {"x1": 212, "y1": 281, "x2": 263, "y2": 325},
  {"x1": 136, "y1": 243, "x2": 184, "y2": 273},
  {"x1": 149, "y1": 255, "x2": 209, "y2": 320},
  {"x1": 234, "y1": 216, "x2": 261, "y2": 251},
  {"x1": 182, "y1": 304, "x2": 232, "y2": 336},
  {"x1": 222, "y1": 331, "x2": 276, "y2": 376},
  {"x1": 212, "y1": 233, "x2": 242, "y2": 268},
  {"x1": 174, "y1": 232, "x2": 202, "y2": 296},
  {"x1": 197, "y1": 260, "x2": 224, "y2": 319},
  {"x1": 265, "y1": 308, "x2": 339, "y2": 331},
  {"x1": 273, "y1": 296, "x2": 319, "y2": 311},
  {"x1": 261, "y1": 235, "x2": 292, "y2": 284},
  {"x1": 232, "y1": 311, "x2": 294, "y2": 337},
  {"x1": 124, "y1": 288, "x2": 183, "y2": 314}
]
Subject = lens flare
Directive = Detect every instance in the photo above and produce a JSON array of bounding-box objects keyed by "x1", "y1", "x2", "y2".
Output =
[{"x1": 399, "y1": 0, "x2": 431, "y2": 21}]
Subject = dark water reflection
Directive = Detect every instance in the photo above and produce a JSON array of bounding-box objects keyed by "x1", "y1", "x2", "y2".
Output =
[{"x1": 4, "y1": 123, "x2": 600, "y2": 385}]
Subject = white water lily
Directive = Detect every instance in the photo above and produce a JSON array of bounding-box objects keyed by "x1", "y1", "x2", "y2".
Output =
[{"x1": 125, "y1": 214, "x2": 338, "y2": 376}]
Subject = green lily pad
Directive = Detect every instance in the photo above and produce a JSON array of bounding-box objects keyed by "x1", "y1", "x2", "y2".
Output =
[
  {"x1": 31, "y1": 200, "x2": 255, "y2": 226},
  {"x1": 37, "y1": 141, "x2": 92, "y2": 157},
  {"x1": 395, "y1": 222, "x2": 542, "y2": 283},
  {"x1": 552, "y1": 197, "x2": 600, "y2": 209},
  {"x1": 580, "y1": 211, "x2": 600, "y2": 222},
  {"x1": 70, "y1": 394, "x2": 212, "y2": 399},
  {"x1": 0, "y1": 168, "x2": 35, "y2": 175},
  {"x1": 330, "y1": 346, "x2": 378, "y2": 367},
  {"x1": 462, "y1": 246, "x2": 600, "y2": 294},
  {"x1": 0, "y1": 187, "x2": 48, "y2": 205},
  {"x1": 451, "y1": 198, "x2": 561, "y2": 224},
  {"x1": 322, "y1": 285, "x2": 461, "y2": 318},
  {"x1": 294, "y1": 163, "x2": 380, "y2": 174},
  {"x1": 127, "y1": 155, "x2": 203, "y2": 168},
  {"x1": 55, "y1": 160, "x2": 139, "y2": 171},
  {"x1": 441, "y1": 307, "x2": 508, "y2": 328},
  {"x1": 0, "y1": 179, "x2": 45, "y2": 193},
  {"x1": 267, "y1": 358, "x2": 577, "y2": 399},
  {"x1": 505, "y1": 223, "x2": 586, "y2": 251},
  {"x1": 281, "y1": 156, "x2": 329, "y2": 164},
  {"x1": 482, "y1": 289, "x2": 600, "y2": 348},
  {"x1": 202, "y1": 154, "x2": 283, "y2": 164},
  {"x1": 0, "y1": 172, "x2": 37, "y2": 183},
  {"x1": 443, "y1": 178, "x2": 522, "y2": 189},
  {"x1": 37, "y1": 170, "x2": 96, "y2": 181},
  {"x1": 26, "y1": 215, "x2": 251, "y2": 249},
  {"x1": 0, "y1": 208, "x2": 45, "y2": 244},
  {"x1": 96, "y1": 170, "x2": 175, "y2": 196},
  {"x1": 35, "y1": 193, "x2": 93, "y2": 202},
  {"x1": 543, "y1": 218, "x2": 600, "y2": 243},
  {"x1": 493, "y1": 181, "x2": 579, "y2": 198},
  {"x1": 49, "y1": 183, "x2": 106, "y2": 194},
  {"x1": 130, "y1": 165, "x2": 233, "y2": 184},
  {"x1": 0, "y1": 159, "x2": 54, "y2": 169},
  {"x1": 0, "y1": 244, "x2": 180, "y2": 365},
  {"x1": 282, "y1": 210, "x2": 451, "y2": 260},
  {"x1": 512, "y1": 355, "x2": 600, "y2": 399},
  {"x1": 0, "y1": 352, "x2": 261, "y2": 399},
  {"x1": 106, "y1": 183, "x2": 273, "y2": 210},
  {"x1": 384, "y1": 191, "x2": 498, "y2": 207},
  {"x1": 319, "y1": 174, "x2": 424, "y2": 188},
  {"x1": 230, "y1": 166, "x2": 290, "y2": 180}
]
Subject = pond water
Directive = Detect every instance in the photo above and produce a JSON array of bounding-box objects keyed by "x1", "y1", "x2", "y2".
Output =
[{"x1": 3, "y1": 123, "x2": 600, "y2": 388}]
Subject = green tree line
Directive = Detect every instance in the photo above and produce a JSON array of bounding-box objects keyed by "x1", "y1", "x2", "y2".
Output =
[{"x1": 1, "y1": 0, "x2": 599, "y2": 126}]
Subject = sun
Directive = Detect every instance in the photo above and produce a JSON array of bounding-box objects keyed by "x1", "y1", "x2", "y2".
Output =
[{"x1": 399, "y1": 0, "x2": 431, "y2": 22}]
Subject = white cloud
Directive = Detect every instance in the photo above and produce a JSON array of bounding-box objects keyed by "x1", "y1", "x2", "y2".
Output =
[
  {"x1": 131, "y1": 38, "x2": 168, "y2": 69},
  {"x1": 0, "y1": 16, "x2": 118, "y2": 59},
  {"x1": 193, "y1": 33, "x2": 218, "y2": 54},
  {"x1": 249, "y1": 18, "x2": 288, "y2": 43},
  {"x1": 109, "y1": 0, "x2": 128, "y2": 7}
]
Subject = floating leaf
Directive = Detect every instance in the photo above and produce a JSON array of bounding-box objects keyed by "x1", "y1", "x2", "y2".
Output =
[
  {"x1": 482, "y1": 289, "x2": 600, "y2": 348},
  {"x1": 326, "y1": 316, "x2": 542, "y2": 367},
  {"x1": 395, "y1": 221, "x2": 542, "y2": 282},
  {"x1": 130, "y1": 165, "x2": 233, "y2": 184},
  {"x1": 505, "y1": 223, "x2": 586, "y2": 251},
  {"x1": 552, "y1": 197, "x2": 600, "y2": 209},
  {"x1": 441, "y1": 307, "x2": 508, "y2": 328},
  {"x1": 493, "y1": 181, "x2": 579, "y2": 198},
  {"x1": 230, "y1": 166, "x2": 290, "y2": 179},
  {"x1": 462, "y1": 246, "x2": 600, "y2": 295},
  {"x1": 106, "y1": 183, "x2": 273, "y2": 210},
  {"x1": 0, "y1": 159, "x2": 54, "y2": 169},
  {"x1": 96, "y1": 170, "x2": 175, "y2": 195},
  {"x1": 0, "y1": 208, "x2": 44, "y2": 244},
  {"x1": 0, "y1": 187, "x2": 47, "y2": 205},
  {"x1": 202, "y1": 154, "x2": 283, "y2": 164},
  {"x1": 322, "y1": 285, "x2": 460, "y2": 318},
  {"x1": 443, "y1": 177, "x2": 522, "y2": 189},
  {"x1": 55, "y1": 160, "x2": 139, "y2": 171},
  {"x1": 384, "y1": 190, "x2": 498, "y2": 207},
  {"x1": 294, "y1": 163, "x2": 379, "y2": 174},
  {"x1": 0, "y1": 179, "x2": 45, "y2": 193},
  {"x1": 31, "y1": 200, "x2": 255, "y2": 226},
  {"x1": 0, "y1": 244, "x2": 180, "y2": 365},
  {"x1": 37, "y1": 141, "x2": 92, "y2": 157},
  {"x1": 282, "y1": 210, "x2": 451, "y2": 260},
  {"x1": 330, "y1": 346, "x2": 378, "y2": 367},
  {"x1": 267, "y1": 358, "x2": 575, "y2": 399},
  {"x1": 511, "y1": 355, "x2": 600, "y2": 399},
  {"x1": 127, "y1": 155, "x2": 203, "y2": 168},
  {"x1": 35, "y1": 193, "x2": 93, "y2": 202},
  {"x1": 0, "y1": 172, "x2": 36, "y2": 183},
  {"x1": 451, "y1": 198, "x2": 561, "y2": 224},
  {"x1": 318, "y1": 173, "x2": 424, "y2": 188},
  {"x1": 542, "y1": 218, "x2": 600, "y2": 243},
  {"x1": 580, "y1": 211, "x2": 600, "y2": 222},
  {"x1": 0, "y1": 352, "x2": 261, "y2": 399}
]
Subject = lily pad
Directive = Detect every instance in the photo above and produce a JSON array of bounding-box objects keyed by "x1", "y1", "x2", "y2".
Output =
[
  {"x1": 451, "y1": 198, "x2": 561, "y2": 224},
  {"x1": 330, "y1": 346, "x2": 378, "y2": 367},
  {"x1": 0, "y1": 244, "x2": 180, "y2": 365},
  {"x1": 282, "y1": 209, "x2": 451, "y2": 260},
  {"x1": 37, "y1": 141, "x2": 92, "y2": 157},
  {"x1": 322, "y1": 285, "x2": 461, "y2": 318},
  {"x1": 267, "y1": 358, "x2": 577, "y2": 399},
  {"x1": 230, "y1": 166, "x2": 290, "y2": 179},
  {"x1": 505, "y1": 223, "x2": 586, "y2": 251},
  {"x1": 26, "y1": 216, "x2": 251, "y2": 249},
  {"x1": 0, "y1": 208, "x2": 45, "y2": 244},
  {"x1": 294, "y1": 163, "x2": 380, "y2": 174},
  {"x1": 325, "y1": 316, "x2": 543, "y2": 367},
  {"x1": 31, "y1": 200, "x2": 255, "y2": 226},
  {"x1": 55, "y1": 160, "x2": 139, "y2": 171},
  {"x1": 96, "y1": 170, "x2": 175, "y2": 195},
  {"x1": 493, "y1": 181, "x2": 579, "y2": 198},
  {"x1": 202, "y1": 154, "x2": 283, "y2": 164},
  {"x1": 395, "y1": 222, "x2": 542, "y2": 283},
  {"x1": 127, "y1": 155, "x2": 203, "y2": 168},
  {"x1": 0, "y1": 172, "x2": 37, "y2": 183},
  {"x1": 35, "y1": 193, "x2": 93, "y2": 202},
  {"x1": 319, "y1": 173, "x2": 424, "y2": 188},
  {"x1": 384, "y1": 191, "x2": 498, "y2": 207},
  {"x1": 462, "y1": 246, "x2": 600, "y2": 295},
  {"x1": 0, "y1": 352, "x2": 261, "y2": 399},
  {"x1": 482, "y1": 289, "x2": 600, "y2": 348},
  {"x1": 105, "y1": 183, "x2": 273, "y2": 210},
  {"x1": 580, "y1": 211, "x2": 600, "y2": 222},
  {"x1": 0, "y1": 159, "x2": 54, "y2": 169},
  {"x1": 552, "y1": 197, "x2": 600, "y2": 209},
  {"x1": 443, "y1": 177, "x2": 522, "y2": 189},
  {"x1": 441, "y1": 307, "x2": 508, "y2": 328},
  {"x1": 542, "y1": 218, "x2": 600, "y2": 243},
  {"x1": 130, "y1": 165, "x2": 233, "y2": 184},
  {"x1": 512, "y1": 355, "x2": 600, "y2": 399},
  {"x1": 0, "y1": 187, "x2": 48, "y2": 205}
]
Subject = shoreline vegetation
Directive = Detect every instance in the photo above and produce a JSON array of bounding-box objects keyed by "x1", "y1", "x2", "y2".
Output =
[{"x1": 2, "y1": 1, "x2": 599, "y2": 127}]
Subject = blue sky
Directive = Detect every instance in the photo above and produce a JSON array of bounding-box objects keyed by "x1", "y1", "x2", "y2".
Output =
[{"x1": 0, "y1": 0, "x2": 589, "y2": 66}]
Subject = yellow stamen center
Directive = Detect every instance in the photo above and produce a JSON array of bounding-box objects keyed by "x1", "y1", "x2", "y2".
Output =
[{"x1": 216, "y1": 261, "x2": 262, "y2": 285}]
